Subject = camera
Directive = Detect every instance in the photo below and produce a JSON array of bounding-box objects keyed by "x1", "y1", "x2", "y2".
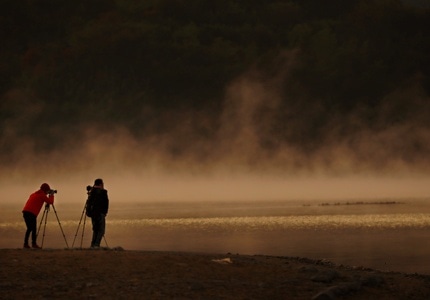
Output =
[
  {"x1": 49, "y1": 189, "x2": 57, "y2": 195},
  {"x1": 86, "y1": 185, "x2": 92, "y2": 194}
]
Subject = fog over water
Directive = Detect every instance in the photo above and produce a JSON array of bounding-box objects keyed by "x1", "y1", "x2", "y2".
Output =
[{"x1": 1, "y1": 62, "x2": 430, "y2": 204}]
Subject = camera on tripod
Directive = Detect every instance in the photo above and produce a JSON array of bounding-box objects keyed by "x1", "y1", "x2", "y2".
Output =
[
  {"x1": 86, "y1": 185, "x2": 92, "y2": 194},
  {"x1": 48, "y1": 189, "x2": 57, "y2": 195}
]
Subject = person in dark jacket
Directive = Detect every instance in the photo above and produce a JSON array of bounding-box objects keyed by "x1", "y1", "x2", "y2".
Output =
[
  {"x1": 22, "y1": 183, "x2": 55, "y2": 249},
  {"x1": 86, "y1": 178, "x2": 109, "y2": 248}
]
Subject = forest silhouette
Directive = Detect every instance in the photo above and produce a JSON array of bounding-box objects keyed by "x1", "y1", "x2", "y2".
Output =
[{"x1": 1, "y1": 0, "x2": 429, "y2": 174}]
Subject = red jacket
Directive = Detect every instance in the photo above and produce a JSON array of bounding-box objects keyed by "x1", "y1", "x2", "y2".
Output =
[{"x1": 22, "y1": 189, "x2": 54, "y2": 217}]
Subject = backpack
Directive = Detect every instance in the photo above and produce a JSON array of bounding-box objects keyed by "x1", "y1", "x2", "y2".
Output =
[{"x1": 85, "y1": 198, "x2": 93, "y2": 217}]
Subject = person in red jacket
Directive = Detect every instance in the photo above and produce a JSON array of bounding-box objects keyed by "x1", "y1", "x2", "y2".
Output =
[{"x1": 22, "y1": 183, "x2": 55, "y2": 249}]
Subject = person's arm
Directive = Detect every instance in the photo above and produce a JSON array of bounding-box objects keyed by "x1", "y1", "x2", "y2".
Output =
[
  {"x1": 103, "y1": 190, "x2": 109, "y2": 216},
  {"x1": 46, "y1": 194, "x2": 54, "y2": 205}
]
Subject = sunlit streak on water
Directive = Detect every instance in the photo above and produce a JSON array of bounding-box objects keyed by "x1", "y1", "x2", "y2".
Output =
[
  {"x1": 110, "y1": 213, "x2": 430, "y2": 231},
  {"x1": 2, "y1": 214, "x2": 430, "y2": 231}
]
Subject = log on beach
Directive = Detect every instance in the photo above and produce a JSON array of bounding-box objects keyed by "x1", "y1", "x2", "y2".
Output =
[{"x1": 1, "y1": 248, "x2": 430, "y2": 299}]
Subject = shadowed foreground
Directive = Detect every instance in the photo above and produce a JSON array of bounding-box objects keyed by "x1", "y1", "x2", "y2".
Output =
[{"x1": 1, "y1": 249, "x2": 430, "y2": 299}]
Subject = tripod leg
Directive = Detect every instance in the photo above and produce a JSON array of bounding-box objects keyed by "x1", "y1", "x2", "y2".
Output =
[
  {"x1": 81, "y1": 212, "x2": 87, "y2": 249},
  {"x1": 103, "y1": 235, "x2": 109, "y2": 248},
  {"x1": 72, "y1": 203, "x2": 86, "y2": 248},
  {"x1": 51, "y1": 204, "x2": 69, "y2": 248},
  {"x1": 41, "y1": 206, "x2": 49, "y2": 248},
  {"x1": 36, "y1": 208, "x2": 46, "y2": 237}
]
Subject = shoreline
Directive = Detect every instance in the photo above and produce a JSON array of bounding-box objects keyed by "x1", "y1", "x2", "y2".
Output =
[{"x1": 1, "y1": 248, "x2": 430, "y2": 299}]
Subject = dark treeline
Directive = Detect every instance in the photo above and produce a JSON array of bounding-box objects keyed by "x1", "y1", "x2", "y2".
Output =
[{"x1": 1, "y1": 0, "x2": 429, "y2": 168}]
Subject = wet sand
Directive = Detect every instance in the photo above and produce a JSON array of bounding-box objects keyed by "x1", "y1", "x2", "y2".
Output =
[{"x1": 1, "y1": 248, "x2": 430, "y2": 299}]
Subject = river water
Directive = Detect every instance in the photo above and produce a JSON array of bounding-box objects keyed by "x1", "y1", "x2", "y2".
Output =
[{"x1": 1, "y1": 198, "x2": 430, "y2": 274}]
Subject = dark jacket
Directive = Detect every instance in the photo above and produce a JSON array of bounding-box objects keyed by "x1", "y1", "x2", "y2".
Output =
[{"x1": 86, "y1": 186, "x2": 109, "y2": 217}]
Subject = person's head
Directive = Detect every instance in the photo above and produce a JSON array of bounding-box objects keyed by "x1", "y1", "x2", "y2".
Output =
[
  {"x1": 40, "y1": 183, "x2": 51, "y2": 194},
  {"x1": 94, "y1": 178, "x2": 104, "y2": 187}
]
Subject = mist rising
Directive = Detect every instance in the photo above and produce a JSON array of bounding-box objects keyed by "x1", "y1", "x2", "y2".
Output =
[
  {"x1": 2, "y1": 60, "x2": 430, "y2": 205},
  {"x1": 1, "y1": 2, "x2": 430, "y2": 204}
]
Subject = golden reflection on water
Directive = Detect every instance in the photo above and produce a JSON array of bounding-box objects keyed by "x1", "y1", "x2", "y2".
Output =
[{"x1": 109, "y1": 213, "x2": 430, "y2": 231}]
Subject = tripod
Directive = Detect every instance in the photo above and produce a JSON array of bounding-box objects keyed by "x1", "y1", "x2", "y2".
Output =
[
  {"x1": 72, "y1": 201, "x2": 89, "y2": 248},
  {"x1": 37, "y1": 203, "x2": 69, "y2": 248},
  {"x1": 72, "y1": 195, "x2": 109, "y2": 249}
]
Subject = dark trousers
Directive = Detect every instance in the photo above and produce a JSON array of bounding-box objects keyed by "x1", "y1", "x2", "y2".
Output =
[
  {"x1": 91, "y1": 214, "x2": 106, "y2": 247},
  {"x1": 23, "y1": 211, "x2": 37, "y2": 245}
]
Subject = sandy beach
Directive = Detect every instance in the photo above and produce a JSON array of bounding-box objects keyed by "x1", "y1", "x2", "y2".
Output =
[{"x1": 1, "y1": 248, "x2": 430, "y2": 299}]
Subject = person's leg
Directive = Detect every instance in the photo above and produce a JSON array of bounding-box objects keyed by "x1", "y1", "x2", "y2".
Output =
[
  {"x1": 31, "y1": 219, "x2": 37, "y2": 245},
  {"x1": 94, "y1": 215, "x2": 105, "y2": 247},
  {"x1": 23, "y1": 212, "x2": 36, "y2": 248},
  {"x1": 23, "y1": 212, "x2": 31, "y2": 247},
  {"x1": 91, "y1": 216, "x2": 99, "y2": 247}
]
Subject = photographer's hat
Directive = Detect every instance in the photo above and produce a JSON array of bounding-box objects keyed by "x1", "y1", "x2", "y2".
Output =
[
  {"x1": 40, "y1": 183, "x2": 50, "y2": 192},
  {"x1": 94, "y1": 178, "x2": 103, "y2": 186}
]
